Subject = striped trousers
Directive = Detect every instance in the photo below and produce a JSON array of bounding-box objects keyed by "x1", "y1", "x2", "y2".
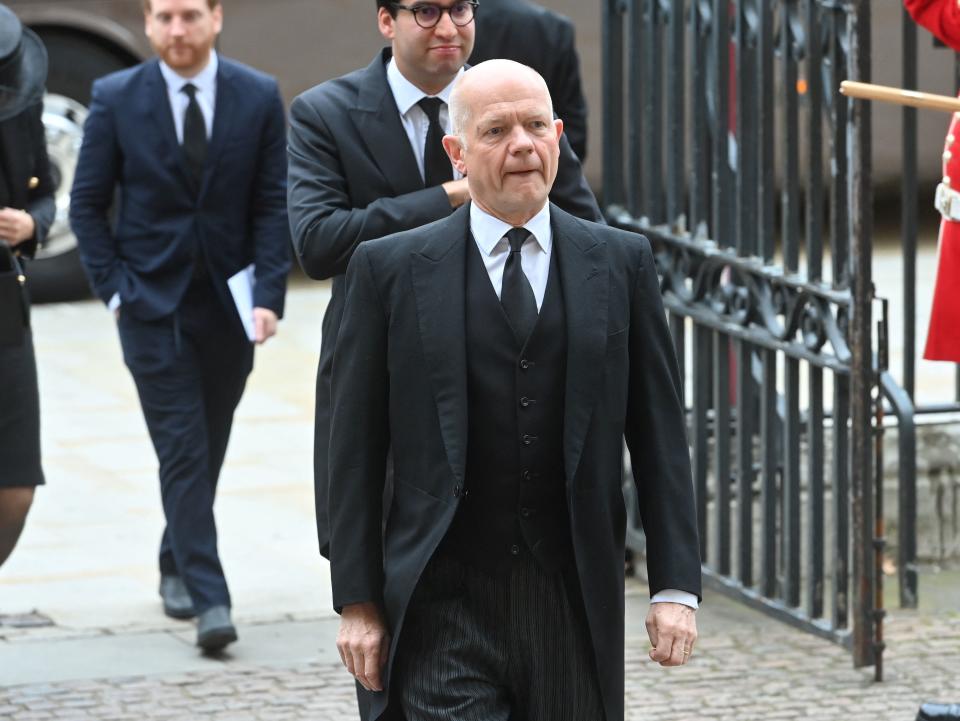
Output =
[{"x1": 394, "y1": 551, "x2": 606, "y2": 721}]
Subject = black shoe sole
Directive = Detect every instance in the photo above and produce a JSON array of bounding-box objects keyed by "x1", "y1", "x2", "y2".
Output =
[{"x1": 197, "y1": 625, "x2": 238, "y2": 652}]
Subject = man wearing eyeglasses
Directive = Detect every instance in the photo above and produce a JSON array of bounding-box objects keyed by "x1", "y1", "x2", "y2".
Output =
[{"x1": 287, "y1": 0, "x2": 602, "y2": 576}]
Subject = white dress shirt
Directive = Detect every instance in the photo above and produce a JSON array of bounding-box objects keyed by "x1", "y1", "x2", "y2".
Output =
[
  {"x1": 158, "y1": 50, "x2": 218, "y2": 143},
  {"x1": 108, "y1": 52, "x2": 219, "y2": 313},
  {"x1": 470, "y1": 201, "x2": 553, "y2": 310},
  {"x1": 385, "y1": 58, "x2": 463, "y2": 183},
  {"x1": 469, "y1": 202, "x2": 698, "y2": 611}
]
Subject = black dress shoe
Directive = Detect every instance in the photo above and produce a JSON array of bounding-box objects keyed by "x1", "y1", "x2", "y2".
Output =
[
  {"x1": 196, "y1": 605, "x2": 237, "y2": 652},
  {"x1": 159, "y1": 575, "x2": 196, "y2": 620},
  {"x1": 917, "y1": 703, "x2": 960, "y2": 721}
]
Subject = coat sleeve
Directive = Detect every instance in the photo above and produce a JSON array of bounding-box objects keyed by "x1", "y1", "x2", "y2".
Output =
[
  {"x1": 328, "y1": 243, "x2": 390, "y2": 612},
  {"x1": 549, "y1": 131, "x2": 603, "y2": 224},
  {"x1": 19, "y1": 104, "x2": 56, "y2": 259},
  {"x1": 904, "y1": 0, "x2": 960, "y2": 51},
  {"x1": 250, "y1": 81, "x2": 291, "y2": 316},
  {"x1": 69, "y1": 79, "x2": 124, "y2": 305},
  {"x1": 287, "y1": 93, "x2": 454, "y2": 280},
  {"x1": 551, "y1": 18, "x2": 589, "y2": 163},
  {"x1": 623, "y1": 236, "x2": 702, "y2": 600}
]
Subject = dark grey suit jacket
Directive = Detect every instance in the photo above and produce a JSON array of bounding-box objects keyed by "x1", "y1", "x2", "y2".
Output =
[
  {"x1": 471, "y1": 0, "x2": 589, "y2": 161},
  {"x1": 329, "y1": 203, "x2": 701, "y2": 721},
  {"x1": 287, "y1": 48, "x2": 602, "y2": 558}
]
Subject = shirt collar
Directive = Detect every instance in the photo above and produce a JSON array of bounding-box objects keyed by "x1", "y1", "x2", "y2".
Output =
[
  {"x1": 386, "y1": 56, "x2": 462, "y2": 117},
  {"x1": 159, "y1": 50, "x2": 219, "y2": 96},
  {"x1": 470, "y1": 201, "x2": 552, "y2": 256}
]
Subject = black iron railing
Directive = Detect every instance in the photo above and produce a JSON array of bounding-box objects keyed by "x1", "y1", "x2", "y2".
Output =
[{"x1": 603, "y1": 0, "x2": 902, "y2": 670}]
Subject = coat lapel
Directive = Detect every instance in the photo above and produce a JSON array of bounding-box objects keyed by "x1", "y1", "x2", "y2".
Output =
[
  {"x1": 350, "y1": 50, "x2": 425, "y2": 198},
  {"x1": 0, "y1": 118, "x2": 26, "y2": 206},
  {"x1": 143, "y1": 61, "x2": 194, "y2": 191},
  {"x1": 554, "y1": 206, "x2": 608, "y2": 486},
  {"x1": 200, "y1": 59, "x2": 239, "y2": 196},
  {"x1": 411, "y1": 205, "x2": 470, "y2": 485}
]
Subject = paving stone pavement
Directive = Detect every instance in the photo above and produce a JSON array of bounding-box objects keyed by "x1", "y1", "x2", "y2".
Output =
[
  {"x1": 2, "y1": 258, "x2": 957, "y2": 721},
  {"x1": 1, "y1": 590, "x2": 957, "y2": 721}
]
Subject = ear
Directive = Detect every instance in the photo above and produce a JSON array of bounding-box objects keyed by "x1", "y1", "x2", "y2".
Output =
[
  {"x1": 378, "y1": 7, "x2": 396, "y2": 41},
  {"x1": 442, "y1": 134, "x2": 467, "y2": 176},
  {"x1": 211, "y1": 3, "x2": 224, "y2": 33},
  {"x1": 553, "y1": 118, "x2": 564, "y2": 142}
]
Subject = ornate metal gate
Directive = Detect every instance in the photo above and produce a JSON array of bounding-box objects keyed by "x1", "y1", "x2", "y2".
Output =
[{"x1": 603, "y1": 0, "x2": 902, "y2": 670}]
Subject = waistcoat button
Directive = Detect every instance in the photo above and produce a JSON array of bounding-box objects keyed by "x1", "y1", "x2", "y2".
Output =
[{"x1": 510, "y1": 544, "x2": 521, "y2": 556}]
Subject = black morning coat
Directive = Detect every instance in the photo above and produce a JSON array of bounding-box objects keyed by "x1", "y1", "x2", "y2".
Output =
[{"x1": 329, "y1": 203, "x2": 703, "y2": 721}]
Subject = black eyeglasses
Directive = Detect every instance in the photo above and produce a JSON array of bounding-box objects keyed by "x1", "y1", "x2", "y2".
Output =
[{"x1": 391, "y1": 1, "x2": 478, "y2": 29}]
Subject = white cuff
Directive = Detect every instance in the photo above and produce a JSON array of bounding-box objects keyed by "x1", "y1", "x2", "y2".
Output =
[
  {"x1": 107, "y1": 292, "x2": 121, "y2": 312},
  {"x1": 650, "y1": 589, "x2": 698, "y2": 610}
]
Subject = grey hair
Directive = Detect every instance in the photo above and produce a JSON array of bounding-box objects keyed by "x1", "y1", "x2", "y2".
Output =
[{"x1": 448, "y1": 82, "x2": 471, "y2": 150}]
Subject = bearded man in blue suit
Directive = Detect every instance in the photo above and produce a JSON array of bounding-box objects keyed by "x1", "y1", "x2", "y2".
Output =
[{"x1": 70, "y1": 0, "x2": 289, "y2": 652}]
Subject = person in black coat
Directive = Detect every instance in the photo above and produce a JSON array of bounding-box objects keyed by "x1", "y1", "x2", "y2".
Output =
[
  {"x1": 329, "y1": 60, "x2": 700, "y2": 721},
  {"x1": 0, "y1": 4, "x2": 54, "y2": 569},
  {"x1": 470, "y1": 0, "x2": 589, "y2": 161},
  {"x1": 287, "y1": 0, "x2": 602, "y2": 568}
]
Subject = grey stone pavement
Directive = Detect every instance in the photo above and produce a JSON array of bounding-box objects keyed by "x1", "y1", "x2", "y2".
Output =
[{"x1": 1, "y1": 236, "x2": 959, "y2": 720}]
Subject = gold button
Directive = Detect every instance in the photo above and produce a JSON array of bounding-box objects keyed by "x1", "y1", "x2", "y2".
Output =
[
  {"x1": 949, "y1": 135, "x2": 957, "y2": 144},
  {"x1": 945, "y1": 151, "x2": 953, "y2": 161},
  {"x1": 945, "y1": 176, "x2": 952, "y2": 185},
  {"x1": 28, "y1": 176, "x2": 39, "y2": 189}
]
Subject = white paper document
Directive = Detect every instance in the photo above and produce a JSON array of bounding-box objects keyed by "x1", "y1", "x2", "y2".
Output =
[{"x1": 227, "y1": 263, "x2": 256, "y2": 342}]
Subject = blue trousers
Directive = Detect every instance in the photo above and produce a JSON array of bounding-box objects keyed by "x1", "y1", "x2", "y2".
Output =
[{"x1": 117, "y1": 279, "x2": 252, "y2": 612}]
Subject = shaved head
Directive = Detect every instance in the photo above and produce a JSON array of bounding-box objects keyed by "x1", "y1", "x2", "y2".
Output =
[
  {"x1": 449, "y1": 60, "x2": 553, "y2": 149},
  {"x1": 442, "y1": 59, "x2": 562, "y2": 226}
]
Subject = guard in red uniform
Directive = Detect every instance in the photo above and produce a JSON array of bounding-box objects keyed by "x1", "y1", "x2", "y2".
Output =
[{"x1": 905, "y1": 0, "x2": 960, "y2": 362}]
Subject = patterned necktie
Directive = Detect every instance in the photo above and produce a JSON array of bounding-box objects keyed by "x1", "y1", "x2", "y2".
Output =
[
  {"x1": 417, "y1": 97, "x2": 453, "y2": 187},
  {"x1": 181, "y1": 83, "x2": 207, "y2": 188},
  {"x1": 501, "y1": 228, "x2": 539, "y2": 344}
]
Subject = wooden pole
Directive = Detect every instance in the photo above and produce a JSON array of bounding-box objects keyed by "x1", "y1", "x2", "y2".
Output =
[{"x1": 840, "y1": 80, "x2": 960, "y2": 113}]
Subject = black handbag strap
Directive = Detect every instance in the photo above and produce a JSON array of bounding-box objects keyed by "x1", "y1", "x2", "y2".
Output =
[
  {"x1": 0, "y1": 242, "x2": 24, "y2": 277},
  {"x1": 0, "y1": 242, "x2": 29, "y2": 327}
]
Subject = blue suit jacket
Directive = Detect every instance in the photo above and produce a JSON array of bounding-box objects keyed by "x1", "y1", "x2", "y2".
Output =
[{"x1": 70, "y1": 57, "x2": 290, "y2": 323}]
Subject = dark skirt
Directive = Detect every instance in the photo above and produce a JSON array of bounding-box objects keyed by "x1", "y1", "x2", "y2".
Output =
[{"x1": 0, "y1": 328, "x2": 45, "y2": 487}]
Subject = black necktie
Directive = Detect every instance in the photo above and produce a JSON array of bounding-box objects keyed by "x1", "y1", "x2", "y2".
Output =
[
  {"x1": 417, "y1": 97, "x2": 453, "y2": 187},
  {"x1": 501, "y1": 228, "x2": 539, "y2": 344},
  {"x1": 181, "y1": 83, "x2": 207, "y2": 188}
]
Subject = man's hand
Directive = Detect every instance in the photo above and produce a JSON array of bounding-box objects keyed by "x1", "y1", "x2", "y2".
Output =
[
  {"x1": 0, "y1": 208, "x2": 36, "y2": 246},
  {"x1": 442, "y1": 178, "x2": 471, "y2": 208},
  {"x1": 337, "y1": 602, "x2": 390, "y2": 692},
  {"x1": 646, "y1": 601, "x2": 697, "y2": 667},
  {"x1": 253, "y1": 307, "x2": 278, "y2": 345}
]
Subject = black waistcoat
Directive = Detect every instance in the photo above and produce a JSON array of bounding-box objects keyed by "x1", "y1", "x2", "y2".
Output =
[{"x1": 440, "y1": 234, "x2": 573, "y2": 575}]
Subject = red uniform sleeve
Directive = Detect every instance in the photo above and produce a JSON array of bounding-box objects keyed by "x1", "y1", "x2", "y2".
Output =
[{"x1": 905, "y1": 0, "x2": 960, "y2": 52}]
